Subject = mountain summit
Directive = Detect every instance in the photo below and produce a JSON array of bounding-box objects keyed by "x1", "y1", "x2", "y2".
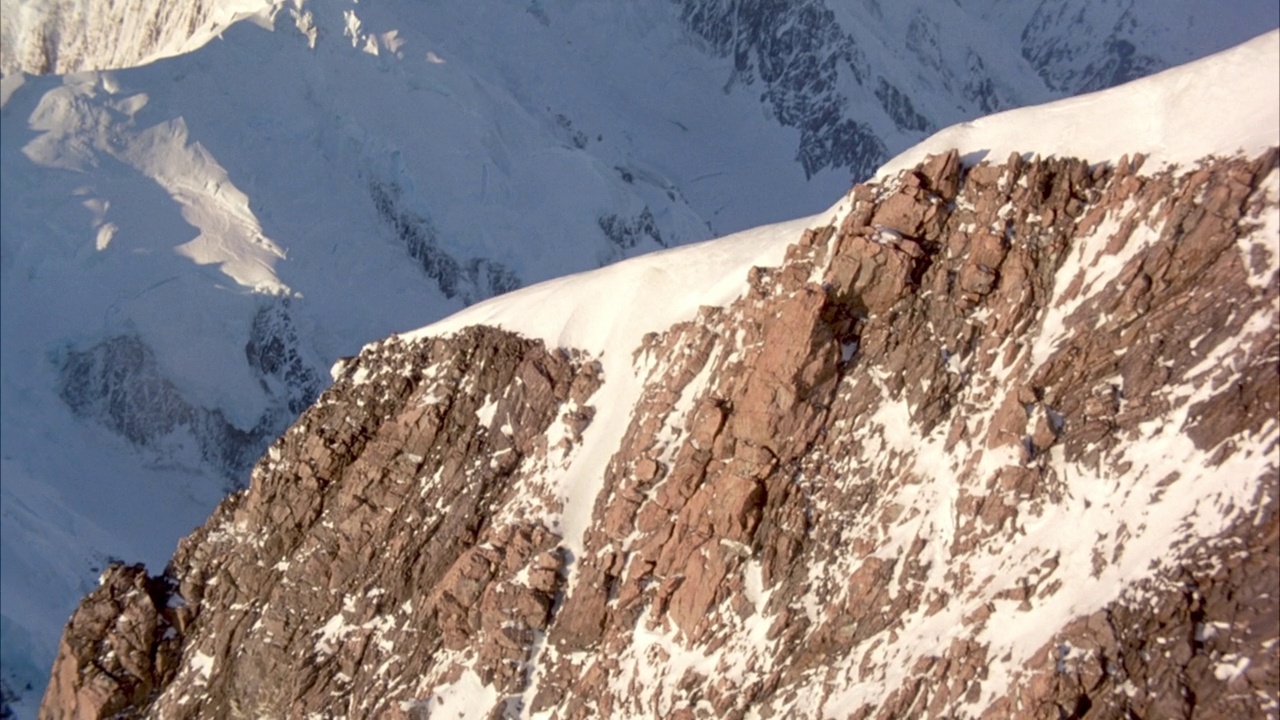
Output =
[
  {"x1": 3, "y1": 0, "x2": 1277, "y2": 715},
  {"x1": 35, "y1": 30, "x2": 1280, "y2": 719}
]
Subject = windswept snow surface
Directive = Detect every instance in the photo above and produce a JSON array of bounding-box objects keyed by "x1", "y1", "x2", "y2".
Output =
[
  {"x1": 1, "y1": 2, "x2": 1277, "y2": 715},
  {"x1": 0, "y1": 4, "x2": 813, "y2": 710},
  {"x1": 878, "y1": 29, "x2": 1280, "y2": 178},
  {"x1": 414, "y1": 31, "x2": 1280, "y2": 551},
  {"x1": 409, "y1": 30, "x2": 1280, "y2": 715}
]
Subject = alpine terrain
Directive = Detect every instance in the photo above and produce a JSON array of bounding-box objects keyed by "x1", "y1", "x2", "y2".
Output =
[
  {"x1": 1, "y1": 0, "x2": 1277, "y2": 716},
  {"x1": 33, "y1": 28, "x2": 1280, "y2": 720}
]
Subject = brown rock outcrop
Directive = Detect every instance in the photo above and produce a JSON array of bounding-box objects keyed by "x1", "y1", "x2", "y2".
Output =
[
  {"x1": 39, "y1": 565, "x2": 182, "y2": 720},
  {"x1": 42, "y1": 326, "x2": 602, "y2": 718},
  {"x1": 40, "y1": 148, "x2": 1280, "y2": 719}
]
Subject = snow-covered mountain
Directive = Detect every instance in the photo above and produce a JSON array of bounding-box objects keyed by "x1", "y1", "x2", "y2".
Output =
[
  {"x1": 1, "y1": 0, "x2": 1276, "y2": 715},
  {"x1": 0, "y1": 0, "x2": 270, "y2": 77},
  {"x1": 36, "y1": 29, "x2": 1280, "y2": 719}
]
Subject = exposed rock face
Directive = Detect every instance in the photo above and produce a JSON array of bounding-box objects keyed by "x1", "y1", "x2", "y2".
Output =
[
  {"x1": 0, "y1": 0, "x2": 237, "y2": 76},
  {"x1": 57, "y1": 295, "x2": 326, "y2": 484},
  {"x1": 368, "y1": 179, "x2": 523, "y2": 304},
  {"x1": 41, "y1": 565, "x2": 183, "y2": 720},
  {"x1": 677, "y1": 0, "x2": 889, "y2": 178},
  {"x1": 40, "y1": 149, "x2": 1279, "y2": 718},
  {"x1": 40, "y1": 326, "x2": 601, "y2": 719},
  {"x1": 59, "y1": 334, "x2": 265, "y2": 483},
  {"x1": 1019, "y1": 1, "x2": 1164, "y2": 93}
]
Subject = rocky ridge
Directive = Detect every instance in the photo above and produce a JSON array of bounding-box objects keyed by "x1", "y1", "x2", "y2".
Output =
[
  {"x1": 0, "y1": 0, "x2": 265, "y2": 76},
  {"x1": 39, "y1": 147, "x2": 1280, "y2": 718}
]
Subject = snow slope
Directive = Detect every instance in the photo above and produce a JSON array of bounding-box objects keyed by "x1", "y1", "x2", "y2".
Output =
[
  {"x1": 164, "y1": 28, "x2": 1272, "y2": 718},
  {"x1": 0, "y1": 3, "x2": 831, "y2": 709},
  {"x1": 414, "y1": 27, "x2": 1280, "y2": 567},
  {"x1": 878, "y1": 30, "x2": 1280, "y2": 179},
  {"x1": 398, "y1": 30, "x2": 1280, "y2": 716},
  {"x1": 0, "y1": 0, "x2": 1276, "y2": 713}
]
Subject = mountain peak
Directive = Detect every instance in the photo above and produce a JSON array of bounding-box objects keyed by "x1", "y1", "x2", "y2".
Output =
[
  {"x1": 39, "y1": 144, "x2": 1279, "y2": 719},
  {"x1": 4, "y1": 7, "x2": 1278, "y2": 718}
]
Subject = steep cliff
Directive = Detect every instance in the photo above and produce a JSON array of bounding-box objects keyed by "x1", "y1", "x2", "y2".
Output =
[
  {"x1": 0, "y1": 0, "x2": 269, "y2": 76},
  {"x1": 6, "y1": 8, "x2": 1278, "y2": 711},
  {"x1": 39, "y1": 140, "x2": 1279, "y2": 718}
]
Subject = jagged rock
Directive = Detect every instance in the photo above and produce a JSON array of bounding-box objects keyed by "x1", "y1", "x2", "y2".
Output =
[
  {"x1": 39, "y1": 565, "x2": 182, "y2": 720},
  {"x1": 41, "y1": 149, "x2": 1280, "y2": 719}
]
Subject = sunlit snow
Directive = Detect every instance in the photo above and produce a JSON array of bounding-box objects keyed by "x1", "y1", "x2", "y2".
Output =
[{"x1": 0, "y1": 0, "x2": 1276, "y2": 714}]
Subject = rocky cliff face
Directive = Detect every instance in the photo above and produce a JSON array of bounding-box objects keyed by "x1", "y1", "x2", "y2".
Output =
[
  {"x1": 0, "y1": 0, "x2": 266, "y2": 76},
  {"x1": 39, "y1": 147, "x2": 1279, "y2": 719}
]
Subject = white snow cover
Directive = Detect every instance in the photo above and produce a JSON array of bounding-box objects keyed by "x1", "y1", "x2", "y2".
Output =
[
  {"x1": 878, "y1": 30, "x2": 1280, "y2": 178},
  {"x1": 412, "y1": 210, "x2": 826, "y2": 555},
  {"x1": 0, "y1": 5, "x2": 1276, "y2": 717},
  {"x1": 0, "y1": 3, "x2": 834, "y2": 708},
  {"x1": 424, "y1": 29, "x2": 1280, "y2": 354},
  {"x1": 408, "y1": 30, "x2": 1280, "y2": 716},
  {"x1": 412, "y1": 28, "x2": 1280, "y2": 556}
]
